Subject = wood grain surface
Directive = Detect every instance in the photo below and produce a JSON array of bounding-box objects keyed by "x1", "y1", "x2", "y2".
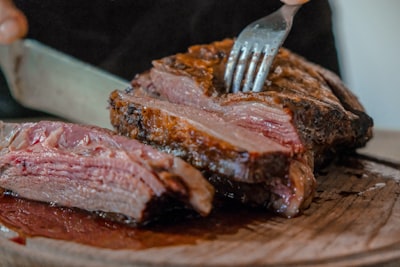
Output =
[{"x1": 1, "y1": 128, "x2": 400, "y2": 267}]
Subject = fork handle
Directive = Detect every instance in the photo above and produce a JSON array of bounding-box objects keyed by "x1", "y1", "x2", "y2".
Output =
[{"x1": 281, "y1": 0, "x2": 309, "y2": 5}]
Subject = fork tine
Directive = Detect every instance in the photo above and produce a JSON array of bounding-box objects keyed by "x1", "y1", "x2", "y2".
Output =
[
  {"x1": 225, "y1": 4, "x2": 303, "y2": 94},
  {"x1": 232, "y1": 43, "x2": 251, "y2": 93},
  {"x1": 224, "y1": 44, "x2": 241, "y2": 93},
  {"x1": 252, "y1": 45, "x2": 275, "y2": 93},
  {"x1": 242, "y1": 44, "x2": 262, "y2": 92}
]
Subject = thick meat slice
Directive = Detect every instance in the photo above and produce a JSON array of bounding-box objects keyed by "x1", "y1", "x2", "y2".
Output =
[
  {"x1": 0, "y1": 121, "x2": 214, "y2": 224},
  {"x1": 110, "y1": 92, "x2": 315, "y2": 217},
  {"x1": 146, "y1": 39, "x2": 372, "y2": 164},
  {"x1": 109, "y1": 39, "x2": 373, "y2": 217}
]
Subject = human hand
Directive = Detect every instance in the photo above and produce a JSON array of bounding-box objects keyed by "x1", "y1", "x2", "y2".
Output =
[
  {"x1": 0, "y1": 0, "x2": 27, "y2": 44},
  {"x1": 281, "y1": 0, "x2": 310, "y2": 5}
]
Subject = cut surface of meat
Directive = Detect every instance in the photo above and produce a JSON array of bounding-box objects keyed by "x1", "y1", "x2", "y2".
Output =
[
  {"x1": 0, "y1": 121, "x2": 214, "y2": 224},
  {"x1": 109, "y1": 39, "x2": 373, "y2": 217}
]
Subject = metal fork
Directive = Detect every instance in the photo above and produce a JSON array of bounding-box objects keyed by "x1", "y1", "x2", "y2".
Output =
[{"x1": 224, "y1": 4, "x2": 303, "y2": 93}]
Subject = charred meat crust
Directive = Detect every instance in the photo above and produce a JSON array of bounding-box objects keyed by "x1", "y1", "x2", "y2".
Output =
[
  {"x1": 151, "y1": 39, "x2": 373, "y2": 150},
  {"x1": 110, "y1": 92, "x2": 291, "y2": 182}
]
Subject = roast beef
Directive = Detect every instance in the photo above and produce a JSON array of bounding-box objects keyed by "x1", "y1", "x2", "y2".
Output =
[
  {"x1": 0, "y1": 121, "x2": 214, "y2": 224},
  {"x1": 109, "y1": 39, "x2": 373, "y2": 217}
]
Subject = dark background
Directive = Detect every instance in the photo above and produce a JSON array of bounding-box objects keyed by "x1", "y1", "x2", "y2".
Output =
[{"x1": 1, "y1": 0, "x2": 339, "y2": 117}]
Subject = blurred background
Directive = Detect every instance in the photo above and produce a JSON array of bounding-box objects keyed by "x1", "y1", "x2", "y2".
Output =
[
  {"x1": 329, "y1": 0, "x2": 400, "y2": 130},
  {"x1": 1, "y1": 0, "x2": 399, "y2": 131}
]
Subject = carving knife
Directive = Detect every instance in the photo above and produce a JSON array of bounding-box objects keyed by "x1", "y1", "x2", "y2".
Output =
[{"x1": 0, "y1": 39, "x2": 129, "y2": 129}]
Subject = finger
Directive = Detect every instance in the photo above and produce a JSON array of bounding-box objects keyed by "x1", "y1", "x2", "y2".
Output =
[
  {"x1": 280, "y1": 0, "x2": 310, "y2": 5},
  {"x1": 0, "y1": 0, "x2": 28, "y2": 44}
]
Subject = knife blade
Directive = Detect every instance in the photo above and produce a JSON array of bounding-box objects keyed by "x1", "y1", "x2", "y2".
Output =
[{"x1": 0, "y1": 39, "x2": 129, "y2": 129}]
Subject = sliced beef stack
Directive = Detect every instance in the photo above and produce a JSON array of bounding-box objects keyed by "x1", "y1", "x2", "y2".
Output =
[
  {"x1": 0, "y1": 121, "x2": 214, "y2": 224},
  {"x1": 109, "y1": 39, "x2": 373, "y2": 217}
]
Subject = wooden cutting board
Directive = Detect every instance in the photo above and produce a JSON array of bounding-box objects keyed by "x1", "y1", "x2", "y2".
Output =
[{"x1": 1, "y1": 129, "x2": 400, "y2": 267}]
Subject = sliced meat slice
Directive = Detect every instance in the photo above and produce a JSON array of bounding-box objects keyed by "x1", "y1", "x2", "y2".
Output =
[
  {"x1": 0, "y1": 121, "x2": 214, "y2": 224},
  {"x1": 110, "y1": 92, "x2": 292, "y2": 181},
  {"x1": 109, "y1": 91, "x2": 316, "y2": 217}
]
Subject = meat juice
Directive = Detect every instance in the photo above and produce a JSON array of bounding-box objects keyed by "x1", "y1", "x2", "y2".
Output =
[{"x1": 0, "y1": 191, "x2": 264, "y2": 250}]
